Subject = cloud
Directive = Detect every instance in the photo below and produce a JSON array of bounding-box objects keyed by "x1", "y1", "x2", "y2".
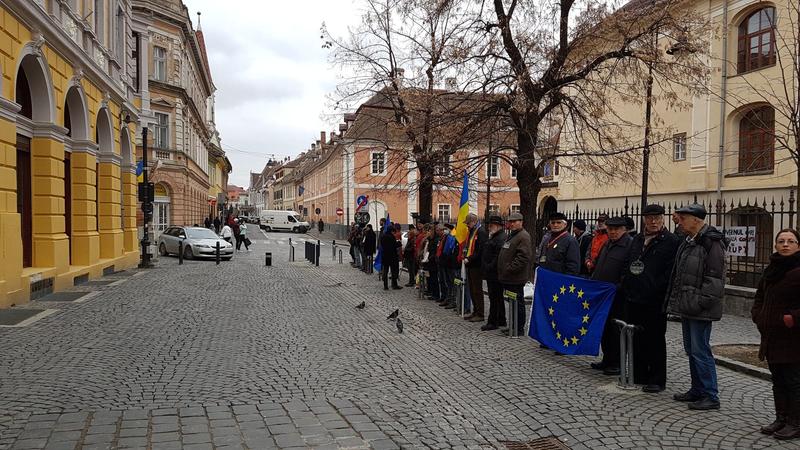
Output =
[{"x1": 182, "y1": 0, "x2": 360, "y2": 187}]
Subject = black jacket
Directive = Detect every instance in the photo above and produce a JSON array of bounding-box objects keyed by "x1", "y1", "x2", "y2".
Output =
[
  {"x1": 380, "y1": 232, "x2": 399, "y2": 263},
  {"x1": 591, "y1": 234, "x2": 633, "y2": 285},
  {"x1": 481, "y1": 229, "x2": 506, "y2": 281},
  {"x1": 623, "y1": 228, "x2": 681, "y2": 307},
  {"x1": 665, "y1": 224, "x2": 727, "y2": 321},
  {"x1": 363, "y1": 229, "x2": 376, "y2": 255},
  {"x1": 539, "y1": 230, "x2": 581, "y2": 275},
  {"x1": 465, "y1": 226, "x2": 488, "y2": 268}
]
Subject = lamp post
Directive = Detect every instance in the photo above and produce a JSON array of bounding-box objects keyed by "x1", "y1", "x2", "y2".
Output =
[{"x1": 139, "y1": 125, "x2": 154, "y2": 268}]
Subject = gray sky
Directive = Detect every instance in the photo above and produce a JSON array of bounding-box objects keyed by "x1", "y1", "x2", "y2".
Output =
[{"x1": 182, "y1": 0, "x2": 359, "y2": 188}]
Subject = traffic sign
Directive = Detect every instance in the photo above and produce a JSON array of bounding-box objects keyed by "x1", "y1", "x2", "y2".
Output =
[
  {"x1": 355, "y1": 211, "x2": 370, "y2": 225},
  {"x1": 336, "y1": 208, "x2": 344, "y2": 216},
  {"x1": 356, "y1": 195, "x2": 368, "y2": 212},
  {"x1": 315, "y1": 208, "x2": 321, "y2": 215}
]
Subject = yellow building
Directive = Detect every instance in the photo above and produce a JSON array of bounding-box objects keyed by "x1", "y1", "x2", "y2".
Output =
[{"x1": 0, "y1": 0, "x2": 141, "y2": 308}]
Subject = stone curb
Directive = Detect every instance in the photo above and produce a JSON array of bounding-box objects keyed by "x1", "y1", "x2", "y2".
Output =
[{"x1": 714, "y1": 354, "x2": 771, "y2": 381}]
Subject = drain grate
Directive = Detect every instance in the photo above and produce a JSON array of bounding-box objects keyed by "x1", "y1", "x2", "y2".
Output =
[
  {"x1": 37, "y1": 292, "x2": 91, "y2": 302},
  {"x1": 0, "y1": 309, "x2": 45, "y2": 326},
  {"x1": 500, "y1": 437, "x2": 571, "y2": 450}
]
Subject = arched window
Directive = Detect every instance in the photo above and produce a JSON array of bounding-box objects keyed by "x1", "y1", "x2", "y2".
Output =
[
  {"x1": 738, "y1": 106, "x2": 774, "y2": 173},
  {"x1": 737, "y1": 7, "x2": 776, "y2": 73}
]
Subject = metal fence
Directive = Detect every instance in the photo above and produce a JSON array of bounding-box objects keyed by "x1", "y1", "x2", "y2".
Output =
[{"x1": 555, "y1": 190, "x2": 798, "y2": 289}]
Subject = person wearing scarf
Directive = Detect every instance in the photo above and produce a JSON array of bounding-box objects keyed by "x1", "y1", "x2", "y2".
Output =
[{"x1": 753, "y1": 228, "x2": 800, "y2": 440}]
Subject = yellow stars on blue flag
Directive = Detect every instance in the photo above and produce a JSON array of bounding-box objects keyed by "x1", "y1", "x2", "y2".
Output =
[
  {"x1": 552, "y1": 293, "x2": 559, "y2": 303},
  {"x1": 569, "y1": 284, "x2": 576, "y2": 293},
  {"x1": 582, "y1": 300, "x2": 590, "y2": 310},
  {"x1": 579, "y1": 327, "x2": 588, "y2": 336},
  {"x1": 548, "y1": 307, "x2": 555, "y2": 316},
  {"x1": 559, "y1": 286, "x2": 566, "y2": 294},
  {"x1": 548, "y1": 282, "x2": 595, "y2": 348},
  {"x1": 577, "y1": 289, "x2": 584, "y2": 298}
]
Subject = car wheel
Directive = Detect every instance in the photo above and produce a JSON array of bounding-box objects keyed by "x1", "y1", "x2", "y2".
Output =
[
  {"x1": 183, "y1": 245, "x2": 193, "y2": 260},
  {"x1": 264, "y1": 226, "x2": 271, "y2": 232},
  {"x1": 292, "y1": 227, "x2": 298, "y2": 233},
  {"x1": 159, "y1": 243, "x2": 169, "y2": 256}
]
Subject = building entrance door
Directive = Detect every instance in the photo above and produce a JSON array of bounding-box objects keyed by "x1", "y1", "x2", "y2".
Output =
[{"x1": 154, "y1": 201, "x2": 170, "y2": 238}]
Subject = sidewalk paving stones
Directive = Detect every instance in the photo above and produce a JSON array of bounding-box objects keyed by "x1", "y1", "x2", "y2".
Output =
[{"x1": 0, "y1": 231, "x2": 796, "y2": 449}]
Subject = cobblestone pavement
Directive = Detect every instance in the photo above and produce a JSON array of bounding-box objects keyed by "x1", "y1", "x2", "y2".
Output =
[{"x1": 0, "y1": 229, "x2": 795, "y2": 449}]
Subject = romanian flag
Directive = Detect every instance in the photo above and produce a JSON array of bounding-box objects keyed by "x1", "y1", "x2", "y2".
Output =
[{"x1": 454, "y1": 171, "x2": 470, "y2": 244}]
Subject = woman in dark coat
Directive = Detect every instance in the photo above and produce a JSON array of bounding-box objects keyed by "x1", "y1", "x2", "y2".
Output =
[{"x1": 752, "y1": 228, "x2": 800, "y2": 440}]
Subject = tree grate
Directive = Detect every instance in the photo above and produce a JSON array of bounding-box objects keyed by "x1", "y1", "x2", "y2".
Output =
[{"x1": 500, "y1": 437, "x2": 571, "y2": 450}]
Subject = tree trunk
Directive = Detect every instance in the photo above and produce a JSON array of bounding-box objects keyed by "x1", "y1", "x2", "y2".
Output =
[
  {"x1": 417, "y1": 161, "x2": 435, "y2": 220},
  {"x1": 515, "y1": 129, "x2": 542, "y2": 245}
]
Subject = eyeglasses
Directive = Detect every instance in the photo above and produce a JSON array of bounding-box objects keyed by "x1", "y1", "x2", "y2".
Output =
[{"x1": 777, "y1": 239, "x2": 799, "y2": 245}]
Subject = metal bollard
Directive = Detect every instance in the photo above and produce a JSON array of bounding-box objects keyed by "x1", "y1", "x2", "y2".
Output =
[
  {"x1": 316, "y1": 240, "x2": 321, "y2": 266},
  {"x1": 614, "y1": 319, "x2": 640, "y2": 389},
  {"x1": 453, "y1": 278, "x2": 464, "y2": 315},
  {"x1": 178, "y1": 239, "x2": 184, "y2": 265},
  {"x1": 265, "y1": 252, "x2": 272, "y2": 266},
  {"x1": 338, "y1": 249, "x2": 343, "y2": 264},
  {"x1": 215, "y1": 241, "x2": 220, "y2": 265},
  {"x1": 504, "y1": 290, "x2": 519, "y2": 338},
  {"x1": 418, "y1": 270, "x2": 427, "y2": 299},
  {"x1": 332, "y1": 242, "x2": 336, "y2": 260}
]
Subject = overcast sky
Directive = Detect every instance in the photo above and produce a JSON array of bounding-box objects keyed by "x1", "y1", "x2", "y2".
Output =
[{"x1": 182, "y1": 0, "x2": 359, "y2": 188}]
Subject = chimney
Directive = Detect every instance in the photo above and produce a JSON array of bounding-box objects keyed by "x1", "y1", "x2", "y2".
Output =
[
  {"x1": 445, "y1": 77, "x2": 457, "y2": 91},
  {"x1": 320, "y1": 131, "x2": 326, "y2": 145}
]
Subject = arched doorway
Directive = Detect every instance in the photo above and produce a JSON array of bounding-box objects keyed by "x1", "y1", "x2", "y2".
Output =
[
  {"x1": 369, "y1": 199, "x2": 387, "y2": 231},
  {"x1": 63, "y1": 86, "x2": 89, "y2": 265},
  {"x1": 16, "y1": 52, "x2": 55, "y2": 268}
]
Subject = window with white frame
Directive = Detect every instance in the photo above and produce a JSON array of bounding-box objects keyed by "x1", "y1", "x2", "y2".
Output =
[
  {"x1": 153, "y1": 46, "x2": 167, "y2": 81},
  {"x1": 438, "y1": 204, "x2": 451, "y2": 223},
  {"x1": 435, "y1": 155, "x2": 451, "y2": 176},
  {"x1": 371, "y1": 151, "x2": 385, "y2": 175},
  {"x1": 154, "y1": 112, "x2": 169, "y2": 149},
  {"x1": 510, "y1": 204, "x2": 521, "y2": 215},
  {"x1": 673, "y1": 133, "x2": 687, "y2": 161},
  {"x1": 488, "y1": 156, "x2": 499, "y2": 178},
  {"x1": 488, "y1": 204, "x2": 500, "y2": 216}
]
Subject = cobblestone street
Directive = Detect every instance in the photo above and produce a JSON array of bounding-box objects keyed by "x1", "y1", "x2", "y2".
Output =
[{"x1": 0, "y1": 230, "x2": 795, "y2": 450}]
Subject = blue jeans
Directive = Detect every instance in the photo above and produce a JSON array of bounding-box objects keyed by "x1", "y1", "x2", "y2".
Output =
[{"x1": 681, "y1": 319, "x2": 718, "y2": 401}]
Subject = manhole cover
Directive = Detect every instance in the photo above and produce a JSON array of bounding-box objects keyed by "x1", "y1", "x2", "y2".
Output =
[
  {"x1": 37, "y1": 292, "x2": 91, "y2": 302},
  {"x1": 500, "y1": 437, "x2": 571, "y2": 450},
  {"x1": 0, "y1": 309, "x2": 45, "y2": 326}
]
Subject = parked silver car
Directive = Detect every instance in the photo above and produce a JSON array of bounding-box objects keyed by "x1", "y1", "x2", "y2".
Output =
[{"x1": 157, "y1": 226, "x2": 234, "y2": 260}]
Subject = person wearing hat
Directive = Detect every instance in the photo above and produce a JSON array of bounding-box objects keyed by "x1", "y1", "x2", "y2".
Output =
[
  {"x1": 590, "y1": 215, "x2": 633, "y2": 375},
  {"x1": 497, "y1": 212, "x2": 533, "y2": 336},
  {"x1": 464, "y1": 213, "x2": 488, "y2": 322},
  {"x1": 624, "y1": 216, "x2": 638, "y2": 238},
  {"x1": 538, "y1": 212, "x2": 581, "y2": 275},
  {"x1": 480, "y1": 215, "x2": 508, "y2": 330},
  {"x1": 437, "y1": 223, "x2": 460, "y2": 307},
  {"x1": 622, "y1": 204, "x2": 681, "y2": 393},
  {"x1": 572, "y1": 219, "x2": 592, "y2": 275},
  {"x1": 585, "y1": 213, "x2": 610, "y2": 274},
  {"x1": 666, "y1": 203, "x2": 726, "y2": 411}
]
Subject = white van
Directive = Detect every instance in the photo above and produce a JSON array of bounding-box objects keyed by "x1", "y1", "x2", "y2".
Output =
[{"x1": 259, "y1": 210, "x2": 310, "y2": 233}]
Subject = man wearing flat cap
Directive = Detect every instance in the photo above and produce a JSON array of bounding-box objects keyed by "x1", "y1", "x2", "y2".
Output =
[
  {"x1": 480, "y1": 215, "x2": 508, "y2": 330},
  {"x1": 666, "y1": 203, "x2": 726, "y2": 411},
  {"x1": 497, "y1": 212, "x2": 533, "y2": 336},
  {"x1": 622, "y1": 204, "x2": 681, "y2": 393},
  {"x1": 590, "y1": 216, "x2": 633, "y2": 375},
  {"x1": 538, "y1": 212, "x2": 581, "y2": 275}
]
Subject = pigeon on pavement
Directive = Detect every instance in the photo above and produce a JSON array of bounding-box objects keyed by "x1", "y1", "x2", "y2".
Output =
[
  {"x1": 396, "y1": 318, "x2": 404, "y2": 333},
  {"x1": 386, "y1": 309, "x2": 399, "y2": 321},
  {"x1": 355, "y1": 301, "x2": 366, "y2": 310}
]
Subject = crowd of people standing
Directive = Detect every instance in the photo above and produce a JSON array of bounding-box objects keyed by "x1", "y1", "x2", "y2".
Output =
[
  {"x1": 203, "y1": 215, "x2": 251, "y2": 252},
  {"x1": 343, "y1": 204, "x2": 800, "y2": 440}
]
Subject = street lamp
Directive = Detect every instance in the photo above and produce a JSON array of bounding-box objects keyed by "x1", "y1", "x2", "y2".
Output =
[{"x1": 127, "y1": 114, "x2": 154, "y2": 268}]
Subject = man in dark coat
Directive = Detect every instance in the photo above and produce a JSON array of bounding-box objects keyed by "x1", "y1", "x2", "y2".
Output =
[
  {"x1": 380, "y1": 223, "x2": 401, "y2": 290},
  {"x1": 538, "y1": 212, "x2": 581, "y2": 275},
  {"x1": 666, "y1": 203, "x2": 726, "y2": 411},
  {"x1": 362, "y1": 225, "x2": 376, "y2": 271},
  {"x1": 591, "y1": 216, "x2": 633, "y2": 375},
  {"x1": 481, "y1": 216, "x2": 507, "y2": 330},
  {"x1": 573, "y1": 219, "x2": 592, "y2": 275},
  {"x1": 213, "y1": 216, "x2": 221, "y2": 234},
  {"x1": 464, "y1": 214, "x2": 488, "y2": 322},
  {"x1": 623, "y1": 204, "x2": 680, "y2": 393},
  {"x1": 497, "y1": 213, "x2": 533, "y2": 336}
]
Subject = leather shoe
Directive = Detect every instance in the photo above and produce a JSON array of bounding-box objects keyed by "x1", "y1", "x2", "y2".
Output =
[
  {"x1": 481, "y1": 324, "x2": 498, "y2": 331},
  {"x1": 437, "y1": 301, "x2": 449, "y2": 306},
  {"x1": 444, "y1": 304, "x2": 456, "y2": 309},
  {"x1": 392, "y1": 285, "x2": 403, "y2": 290},
  {"x1": 687, "y1": 397, "x2": 720, "y2": 410},
  {"x1": 603, "y1": 367, "x2": 620, "y2": 376},
  {"x1": 590, "y1": 362, "x2": 606, "y2": 371},
  {"x1": 760, "y1": 417, "x2": 787, "y2": 435},
  {"x1": 463, "y1": 314, "x2": 474, "y2": 321},
  {"x1": 673, "y1": 391, "x2": 702, "y2": 402},
  {"x1": 774, "y1": 422, "x2": 800, "y2": 440},
  {"x1": 642, "y1": 384, "x2": 665, "y2": 393},
  {"x1": 469, "y1": 316, "x2": 484, "y2": 322}
]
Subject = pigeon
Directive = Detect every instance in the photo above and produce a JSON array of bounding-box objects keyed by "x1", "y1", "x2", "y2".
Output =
[
  {"x1": 396, "y1": 318, "x2": 404, "y2": 334},
  {"x1": 386, "y1": 309, "x2": 399, "y2": 321},
  {"x1": 355, "y1": 301, "x2": 366, "y2": 310}
]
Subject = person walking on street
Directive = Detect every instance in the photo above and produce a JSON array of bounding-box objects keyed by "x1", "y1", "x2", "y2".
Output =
[
  {"x1": 238, "y1": 221, "x2": 251, "y2": 251},
  {"x1": 220, "y1": 222, "x2": 233, "y2": 243},
  {"x1": 590, "y1": 216, "x2": 633, "y2": 375},
  {"x1": 213, "y1": 216, "x2": 221, "y2": 234},
  {"x1": 318, "y1": 218, "x2": 325, "y2": 233},
  {"x1": 538, "y1": 212, "x2": 581, "y2": 275},
  {"x1": 752, "y1": 228, "x2": 800, "y2": 439},
  {"x1": 622, "y1": 204, "x2": 680, "y2": 393},
  {"x1": 204, "y1": 217, "x2": 212, "y2": 229},
  {"x1": 497, "y1": 213, "x2": 532, "y2": 336},
  {"x1": 481, "y1": 215, "x2": 507, "y2": 331},
  {"x1": 464, "y1": 214, "x2": 488, "y2": 322},
  {"x1": 666, "y1": 203, "x2": 726, "y2": 411},
  {"x1": 403, "y1": 227, "x2": 418, "y2": 287}
]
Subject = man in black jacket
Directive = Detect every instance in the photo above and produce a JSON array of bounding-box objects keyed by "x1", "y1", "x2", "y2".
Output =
[
  {"x1": 539, "y1": 212, "x2": 581, "y2": 275},
  {"x1": 480, "y1": 216, "x2": 506, "y2": 330},
  {"x1": 464, "y1": 214, "x2": 488, "y2": 322},
  {"x1": 591, "y1": 216, "x2": 633, "y2": 375},
  {"x1": 362, "y1": 225, "x2": 376, "y2": 272},
  {"x1": 623, "y1": 204, "x2": 680, "y2": 393},
  {"x1": 380, "y1": 224, "x2": 402, "y2": 290}
]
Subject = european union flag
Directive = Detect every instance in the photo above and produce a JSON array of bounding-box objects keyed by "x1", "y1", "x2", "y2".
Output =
[{"x1": 529, "y1": 268, "x2": 616, "y2": 356}]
